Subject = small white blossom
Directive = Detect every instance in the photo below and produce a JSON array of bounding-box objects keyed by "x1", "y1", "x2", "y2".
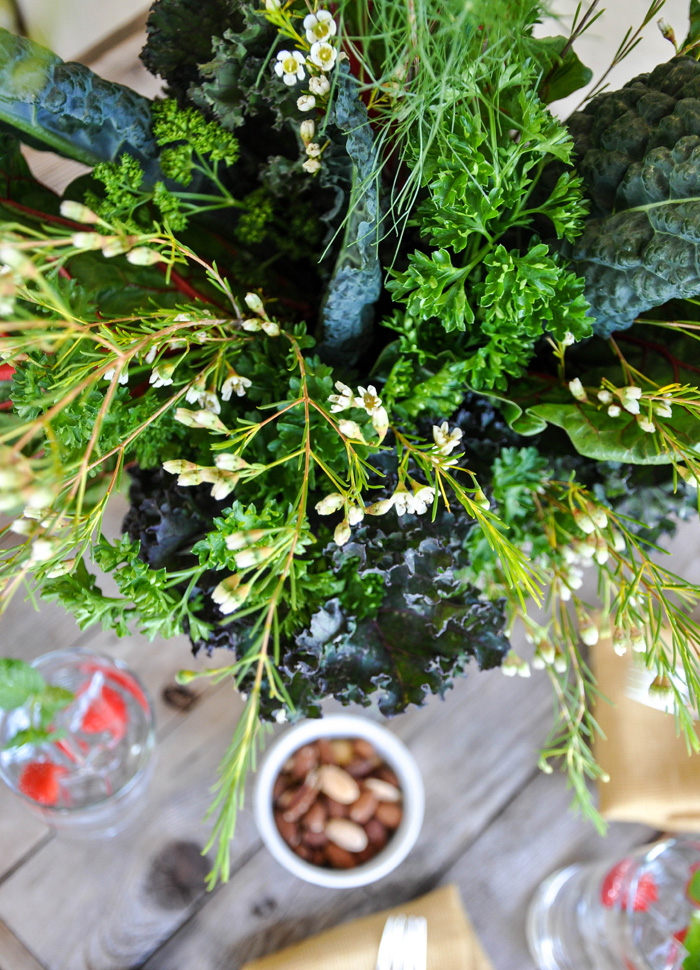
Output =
[
  {"x1": 655, "y1": 396, "x2": 673, "y2": 418},
  {"x1": 432, "y1": 421, "x2": 463, "y2": 455},
  {"x1": 226, "y1": 530, "x2": 264, "y2": 551},
  {"x1": 261, "y1": 320, "x2": 280, "y2": 337},
  {"x1": 221, "y1": 372, "x2": 252, "y2": 400},
  {"x1": 315, "y1": 492, "x2": 345, "y2": 515},
  {"x1": 31, "y1": 538, "x2": 57, "y2": 562},
  {"x1": 212, "y1": 576, "x2": 251, "y2": 615},
  {"x1": 365, "y1": 497, "x2": 395, "y2": 516},
  {"x1": 630, "y1": 627, "x2": 646, "y2": 653},
  {"x1": 590, "y1": 506, "x2": 608, "y2": 529},
  {"x1": 306, "y1": 142, "x2": 323, "y2": 158},
  {"x1": 241, "y1": 318, "x2": 262, "y2": 332},
  {"x1": 338, "y1": 418, "x2": 367, "y2": 442},
  {"x1": 215, "y1": 453, "x2": 249, "y2": 472},
  {"x1": 607, "y1": 404, "x2": 622, "y2": 418},
  {"x1": 144, "y1": 346, "x2": 157, "y2": 365},
  {"x1": 71, "y1": 232, "x2": 103, "y2": 250},
  {"x1": 209, "y1": 471, "x2": 239, "y2": 500},
  {"x1": 347, "y1": 505, "x2": 365, "y2": 526},
  {"x1": 264, "y1": 0, "x2": 280, "y2": 9},
  {"x1": 60, "y1": 200, "x2": 100, "y2": 224},
  {"x1": 573, "y1": 508, "x2": 595, "y2": 534},
  {"x1": 568, "y1": 377, "x2": 587, "y2": 402},
  {"x1": 613, "y1": 628, "x2": 629, "y2": 656},
  {"x1": 45, "y1": 558, "x2": 76, "y2": 579},
  {"x1": 235, "y1": 546, "x2": 273, "y2": 569},
  {"x1": 309, "y1": 75, "x2": 330, "y2": 96},
  {"x1": 302, "y1": 158, "x2": 322, "y2": 174},
  {"x1": 410, "y1": 483, "x2": 435, "y2": 515},
  {"x1": 597, "y1": 389, "x2": 613, "y2": 405},
  {"x1": 553, "y1": 651, "x2": 568, "y2": 674},
  {"x1": 149, "y1": 362, "x2": 176, "y2": 387},
  {"x1": 562, "y1": 331, "x2": 576, "y2": 347},
  {"x1": 502, "y1": 651, "x2": 531, "y2": 678},
  {"x1": 328, "y1": 381, "x2": 354, "y2": 412},
  {"x1": 309, "y1": 40, "x2": 338, "y2": 72},
  {"x1": 637, "y1": 415, "x2": 655, "y2": 433},
  {"x1": 126, "y1": 247, "x2": 162, "y2": 266},
  {"x1": 275, "y1": 49, "x2": 306, "y2": 86},
  {"x1": 103, "y1": 367, "x2": 128, "y2": 385},
  {"x1": 244, "y1": 292, "x2": 265, "y2": 315},
  {"x1": 594, "y1": 539, "x2": 609, "y2": 565},
  {"x1": 273, "y1": 708, "x2": 288, "y2": 724},
  {"x1": 300, "y1": 120, "x2": 315, "y2": 144},
  {"x1": 620, "y1": 385, "x2": 642, "y2": 414},
  {"x1": 297, "y1": 94, "x2": 316, "y2": 112},
  {"x1": 334, "y1": 519, "x2": 351, "y2": 546},
  {"x1": 612, "y1": 531, "x2": 626, "y2": 552},
  {"x1": 392, "y1": 486, "x2": 411, "y2": 517},
  {"x1": 304, "y1": 10, "x2": 337, "y2": 43}
]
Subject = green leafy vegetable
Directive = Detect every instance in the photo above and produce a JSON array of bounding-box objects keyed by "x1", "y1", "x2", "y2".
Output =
[{"x1": 0, "y1": 28, "x2": 157, "y2": 168}]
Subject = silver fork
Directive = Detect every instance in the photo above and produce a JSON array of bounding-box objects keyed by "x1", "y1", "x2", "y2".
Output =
[{"x1": 375, "y1": 913, "x2": 428, "y2": 970}]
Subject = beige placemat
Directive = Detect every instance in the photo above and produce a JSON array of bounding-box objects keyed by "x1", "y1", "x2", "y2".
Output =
[
  {"x1": 592, "y1": 635, "x2": 700, "y2": 830},
  {"x1": 241, "y1": 884, "x2": 494, "y2": 970}
]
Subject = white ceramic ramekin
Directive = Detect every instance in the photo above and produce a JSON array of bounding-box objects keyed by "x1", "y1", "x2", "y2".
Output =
[{"x1": 254, "y1": 713, "x2": 424, "y2": 888}]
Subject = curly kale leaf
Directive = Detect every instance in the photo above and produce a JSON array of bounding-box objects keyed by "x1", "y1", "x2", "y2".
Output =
[
  {"x1": 0, "y1": 29, "x2": 156, "y2": 169},
  {"x1": 278, "y1": 516, "x2": 509, "y2": 718},
  {"x1": 141, "y1": 0, "x2": 235, "y2": 102},
  {"x1": 316, "y1": 68, "x2": 383, "y2": 366}
]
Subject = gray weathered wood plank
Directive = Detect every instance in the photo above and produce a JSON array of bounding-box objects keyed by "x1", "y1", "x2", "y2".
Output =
[
  {"x1": 0, "y1": 920, "x2": 45, "y2": 970},
  {"x1": 441, "y1": 771, "x2": 654, "y2": 970}
]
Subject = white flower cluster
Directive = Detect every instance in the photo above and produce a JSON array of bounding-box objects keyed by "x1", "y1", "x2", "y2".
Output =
[
  {"x1": 273, "y1": 9, "x2": 338, "y2": 86},
  {"x1": 328, "y1": 381, "x2": 389, "y2": 441},
  {"x1": 570, "y1": 378, "x2": 675, "y2": 435},
  {"x1": 163, "y1": 452, "x2": 249, "y2": 501},
  {"x1": 315, "y1": 477, "x2": 436, "y2": 546}
]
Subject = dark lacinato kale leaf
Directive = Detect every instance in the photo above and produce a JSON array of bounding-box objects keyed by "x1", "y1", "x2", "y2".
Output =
[
  {"x1": 0, "y1": 29, "x2": 157, "y2": 169},
  {"x1": 141, "y1": 0, "x2": 236, "y2": 102},
  {"x1": 315, "y1": 68, "x2": 383, "y2": 366},
  {"x1": 564, "y1": 56, "x2": 700, "y2": 335}
]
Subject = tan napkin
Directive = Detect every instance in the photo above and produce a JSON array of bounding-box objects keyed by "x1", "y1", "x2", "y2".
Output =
[
  {"x1": 241, "y1": 884, "x2": 493, "y2": 970},
  {"x1": 592, "y1": 634, "x2": 700, "y2": 830}
]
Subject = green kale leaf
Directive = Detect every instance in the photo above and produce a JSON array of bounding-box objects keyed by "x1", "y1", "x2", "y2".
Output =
[{"x1": 0, "y1": 29, "x2": 157, "y2": 169}]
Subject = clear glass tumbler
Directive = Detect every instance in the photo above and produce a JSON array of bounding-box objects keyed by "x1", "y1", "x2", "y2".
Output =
[
  {"x1": 0, "y1": 648, "x2": 155, "y2": 838},
  {"x1": 527, "y1": 838, "x2": 700, "y2": 970}
]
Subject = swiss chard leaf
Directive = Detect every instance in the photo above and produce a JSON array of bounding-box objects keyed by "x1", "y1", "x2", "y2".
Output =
[
  {"x1": 0, "y1": 29, "x2": 157, "y2": 169},
  {"x1": 532, "y1": 35, "x2": 593, "y2": 104}
]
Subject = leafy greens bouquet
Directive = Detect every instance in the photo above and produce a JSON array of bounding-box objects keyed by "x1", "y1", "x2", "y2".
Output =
[{"x1": 2, "y1": 0, "x2": 700, "y2": 882}]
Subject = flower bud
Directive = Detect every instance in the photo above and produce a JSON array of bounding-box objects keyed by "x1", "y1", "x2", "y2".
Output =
[
  {"x1": 333, "y1": 519, "x2": 351, "y2": 546},
  {"x1": 315, "y1": 492, "x2": 345, "y2": 515},
  {"x1": 300, "y1": 120, "x2": 315, "y2": 144},
  {"x1": 244, "y1": 292, "x2": 265, "y2": 315},
  {"x1": 60, "y1": 200, "x2": 100, "y2": 224}
]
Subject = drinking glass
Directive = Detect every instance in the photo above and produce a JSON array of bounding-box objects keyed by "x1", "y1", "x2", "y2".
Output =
[
  {"x1": 0, "y1": 648, "x2": 155, "y2": 838},
  {"x1": 527, "y1": 838, "x2": 700, "y2": 970}
]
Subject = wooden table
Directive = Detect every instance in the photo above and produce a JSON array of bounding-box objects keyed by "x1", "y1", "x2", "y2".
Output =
[{"x1": 0, "y1": 19, "x2": 696, "y2": 970}]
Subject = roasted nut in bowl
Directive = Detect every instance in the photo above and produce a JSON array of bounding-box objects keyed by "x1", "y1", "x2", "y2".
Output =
[{"x1": 254, "y1": 714, "x2": 424, "y2": 888}]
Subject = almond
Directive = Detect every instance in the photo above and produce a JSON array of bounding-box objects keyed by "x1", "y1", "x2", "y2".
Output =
[
  {"x1": 375, "y1": 801, "x2": 403, "y2": 830},
  {"x1": 349, "y1": 790, "x2": 378, "y2": 824},
  {"x1": 330, "y1": 738, "x2": 354, "y2": 765},
  {"x1": 325, "y1": 818, "x2": 369, "y2": 853},
  {"x1": 364, "y1": 777, "x2": 402, "y2": 803},
  {"x1": 318, "y1": 764, "x2": 360, "y2": 804}
]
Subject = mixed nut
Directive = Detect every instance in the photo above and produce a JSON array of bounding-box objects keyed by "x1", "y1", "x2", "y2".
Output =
[{"x1": 273, "y1": 736, "x2": 404, "y2": 869}]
